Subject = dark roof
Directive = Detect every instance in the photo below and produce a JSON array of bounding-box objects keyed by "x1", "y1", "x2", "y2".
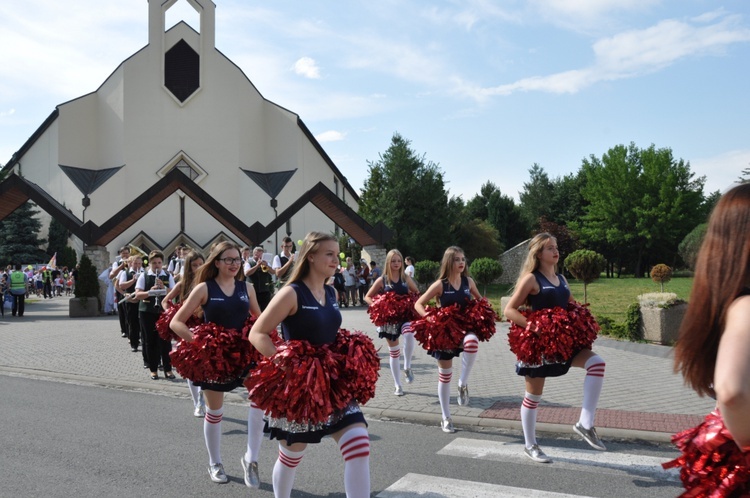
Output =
[{"x1": 58, "y1": 164, "x2": 124, "y2": 196}]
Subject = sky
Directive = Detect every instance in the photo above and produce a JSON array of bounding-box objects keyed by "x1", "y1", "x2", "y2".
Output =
[{"x1": 1, "y1": 0, "x2": 749, "y2": 203}]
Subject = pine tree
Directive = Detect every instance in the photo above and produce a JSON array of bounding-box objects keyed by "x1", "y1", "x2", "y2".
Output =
[{"x1": 0, "y1": 201, "x2": 47, "y2": 265}]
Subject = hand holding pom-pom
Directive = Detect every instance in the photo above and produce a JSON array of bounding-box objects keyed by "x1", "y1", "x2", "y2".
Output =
[{"x1": 367, "y1": 292, "x2": 419, "y2": 326}]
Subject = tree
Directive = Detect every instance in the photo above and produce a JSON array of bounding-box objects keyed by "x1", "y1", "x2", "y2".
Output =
[
  {"x1": 414, "y1": 260, "x2": 440, "y2": 287},
  {"x1": 451, "y1": 218, "x2": 502, "y2": 259},
  {"x1": 47, "y1": 216, "x2": 70, "y2": 256},
  {"x1": 519, "y1": 163, "x2": 554, "y2": 229},
  {"x1": 0, "y1": 201, "x2": 47, "y2": 265},
  {"x1": 59, "y1": 245, "x2": 78, "y2": 270},
  {"x1": 738, "y1": 166, "x2": 750, "y2": 184},
  {"x1": 564, "y1": 249, "x2": 606, "y2": 303},
  {"x1": 359, "y1": 133, "x2": 452, "y2": 261},
  {"x1": 469, "y1": 257, "x2": 503, "y2": 296},
  {"x1": 464, "y1": 181, "x2": 528, "y2": 249},
  {"x1": 577, "y1": 143, "x2": 704, "y2": 277},
  {"x1": 534, "y1": 218, "x2": 578, "y2": 274},
  {"x1": 678, "y1": 223, "x2": 707, "y2": 271},
  {"x1": 650, "y1": 264, "x2": 673, "y2": 292}
]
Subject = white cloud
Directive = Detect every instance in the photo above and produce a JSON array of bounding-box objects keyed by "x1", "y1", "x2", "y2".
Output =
[
  {"x1": 478, "y1": 13, "x2": 750, "y2": 98},
  {"x1": 292, "y1": 57, "x2": 321, "y2": 79},
  {"x1": 315, "y1": 130, "x2": 347, "y2": 143},
  {"x1": 0, "y1": 109, "x2": 15, "y2": 118},
  {"x1": 691, "y1": 149, "x2": 750, "y2": 194}
]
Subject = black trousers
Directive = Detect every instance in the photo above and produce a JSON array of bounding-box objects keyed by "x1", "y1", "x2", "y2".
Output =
[
  {"x1": 140, "y1": 312, "x2": 172, "y2": 373},
  {"x1": 257, "y1": 292, "x2": 272, "y2": 311},
  {"x1": 126, "y1": 302, "x2": 140, "y2": 349},
  {"x1": 11, "y1": 294, "x2": 25, "y2": 316},
  {"x1": 116, "y1": 292, "x2": 128, "y2": 334},
  {"x1": 43, "y1": 281, "x2": 52, "y2": 298}
]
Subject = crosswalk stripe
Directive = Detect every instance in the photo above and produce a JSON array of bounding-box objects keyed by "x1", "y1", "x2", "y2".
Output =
[
  {"x1": 437, "y1": 438, "x2": 680, "y2": 482},
  {"x1": 376, "y1": 473, "x2": 594, "y2": 498}
]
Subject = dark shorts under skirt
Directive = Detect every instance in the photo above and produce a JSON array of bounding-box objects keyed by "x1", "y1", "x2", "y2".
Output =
[
  {"x1": 429, "y1": 348, "x2": 463, "y2": 361},
  {"x1": 378, "y1": 323, "x2": 404, "y2": 342},
  {"x1": 192, "y1": 365, "x2": 251, "y2": 392},
  {"x1": 515, "y1": 350, "x2": 580, "y2": 378},
  {"x1": 265, "y1": 400, "x2": 367, "y2": 446}
]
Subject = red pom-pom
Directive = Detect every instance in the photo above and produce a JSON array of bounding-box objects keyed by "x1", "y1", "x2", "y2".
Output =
[
  {"x1": 456, "y1": 298, "x2": 498, "y2": 342},
  {"x1": 367, "y1": 292, "x2": 420, "y2": 326},
  {"x1": 245, "y1": 329, "x2": 379, "y2": 425},
  {"x1": 663, "y1": 410, "x2": 750, "y2": 496},
  {"x1": 170, "y1": 323, "x2": 255, "y2": 383},
  {"x1": 410, "y1": 304, "x2": 467, "y2": 351},
  {"x1": 507, "y1": 302, "x2": 599, "y2": 364},
  {"x1": 156, "y1": 303, "x2": 202, "y2": 341}
]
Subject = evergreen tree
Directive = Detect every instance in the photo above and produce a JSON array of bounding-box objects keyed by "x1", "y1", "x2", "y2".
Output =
[
  {"x1": 358, "y1": 133, "x2": 452, "y2": 261},
  {"x1": 47, "y1": 216, "x2": 70, "y2": 256},
  {"x1": 0, "y1": 201, "x2": 47, "y2": 265}
]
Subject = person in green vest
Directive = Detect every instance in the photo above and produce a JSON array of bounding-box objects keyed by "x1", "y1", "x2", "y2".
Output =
[
  {"x1": 10, "y1": 264, "x2": 29, "y2": 317},
  {"x1": 42, "y1": 266, "x2": 53, "y2": 299},
  {"x1": 132, "y1": 250, "x2": 175, "y2": 380}
]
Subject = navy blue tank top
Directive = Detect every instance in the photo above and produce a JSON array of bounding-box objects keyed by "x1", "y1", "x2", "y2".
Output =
[
  {"x1": 527, "y1": 271, "x2": 570, "y2": 311},
  {"x1": 440, "y1": 276, "x2": 471, "y2": 308},
  {"x1": 202, "y1": 279, "x2": 250, "y2": 330},
  {"x1": 281, "y1": 283, "x2": 342, "y2": 345},
  {"x1": 383, "y1": 276, "x2": 409, "y2": 295}
]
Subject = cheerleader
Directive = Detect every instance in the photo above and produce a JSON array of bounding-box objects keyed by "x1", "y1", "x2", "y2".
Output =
[
  {"x1": 170, "y1": 242, "x2": 264, "y2": 487},
  {"x1": 415, "y1": 246, "x2": 483, "y2": 433},
  {"x1": 163, "y1": 250, "x2": 205, "y2": 418},
  {"x1": 249, "y1": 232, "x2": 371, "y2": 498},
  {"x1": 364, "y1": 249, "x2": 419, "y2": 395},
  {"x1": 665, "y1": 183, "x2": 750, "y2": 496},
  {"x1": 504, "y1": 233, "x2": 606, "y2": 463}
]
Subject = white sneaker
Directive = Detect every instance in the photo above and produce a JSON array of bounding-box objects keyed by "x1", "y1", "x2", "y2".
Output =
[
  {"x1": 574, "y1": 422, "x2": 606, "y2": 451},
  {"x1": 524, "y1": 444, "x2": 551, "y2": 463},
  {"x1": 457, "y1": 384, "x2": 469, "y2": 406},
  {"x1": 441, "y1": 418, "x2": 456, "y2": 433},
  {"x1": 394, "y1": 386, "x2": 404, "y2": 396},
  {"x1": 241, "y1": 456, "x2": 260, "y2": 489},
  {"x1": 208, "y1": 463, "x2": 228, "y2": 483},
  {"x1": 404, "y1": 368, "x2": 414, "y2": 383}
]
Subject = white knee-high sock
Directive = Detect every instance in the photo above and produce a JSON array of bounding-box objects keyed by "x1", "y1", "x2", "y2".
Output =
[
  {"x1": 245, "y1": 404, "x2": 265, "y2": 463},
  {"x1": 188, "y1": 379, "x2": 202, "y2": 406},
  {"x1": 579, "y1": 355, "x2": 606, "y2": 429},
  {"x1": 438, "y1": 367, "x2": 452, "y2": 419},
  {"x1": 401, "y1": 323, "x2": 415, "y2": 370},
  {"x1": 459, "y1": 334, "x2": 478, "y2": 386},
  {"x1": 388, "y1": 346, "x2": 402, "y2": 387},
  {"x1": 521, "y1": 392, "x2": 542, "y2": 448},
  {"x1": 273, "y1": 444, "x2": 305, "y2": 498},
  {"x1": 204, "y1": 407, "x2": 223, "y2": 465},
  {"x1": 338, "y1": 427, "x2": 371, "y2": 498}
]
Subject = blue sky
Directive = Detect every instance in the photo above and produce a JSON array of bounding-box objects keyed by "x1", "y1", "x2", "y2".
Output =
[{"x1": 1, "y1": 0, "x2": 748, "y2": 202}]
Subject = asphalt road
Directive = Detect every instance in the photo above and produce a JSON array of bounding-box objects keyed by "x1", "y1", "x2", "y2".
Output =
[{"x1": 1, "y1": 374, "x2": 684, "y2": 497}]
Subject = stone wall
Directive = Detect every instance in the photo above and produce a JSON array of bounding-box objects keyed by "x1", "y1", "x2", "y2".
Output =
[
  {"x1": 361, "y1": 245, "x2": 387, "y2": 270},
  {"x1": 498, "y1": 239, "x2": 530, "y2": 285},
  {"x1": 84, "y1": 245, "x2": 110, "y2": 313}
]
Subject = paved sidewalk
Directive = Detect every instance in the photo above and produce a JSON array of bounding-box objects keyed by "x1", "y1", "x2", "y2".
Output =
[{"x1": 0, "y1": 298, "x2": 714, "y2": 443}]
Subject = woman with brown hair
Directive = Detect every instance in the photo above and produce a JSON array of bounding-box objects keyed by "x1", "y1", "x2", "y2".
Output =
[
  {"x1": 171, "y1": 242, "x2": 264, "y2": 487},
  {"x1": 664, "y1": 183, "x2": 750, "y2": 495},
  {"x1": 415, "y1": 246, "x2": 482, "y2": 433}
]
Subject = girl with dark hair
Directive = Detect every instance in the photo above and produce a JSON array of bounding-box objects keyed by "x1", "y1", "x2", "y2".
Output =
[
  {"x1": 163, "y1": 250, "x2": 205, "y2": 417},
  {"x1": 664, "y1": 183, "x2": 750, "y2": 496},
  {"x1": 365, "y1": 249, "x2": 419, "y2": 395},
  {"x1": 504, "y1": 233, "x2": 606, "y2": 463},
  {"x1": 249, "y1": 232, "x2": 372, "y2": 498},
  {"x1": 171, "y1": 242, "x2": 264, "y2": 487},
  {"x1": 415, "y1": 246, "x2": 482, "y2": 433}
]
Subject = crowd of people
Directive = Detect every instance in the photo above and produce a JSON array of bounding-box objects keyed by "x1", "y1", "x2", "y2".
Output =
[{"x1": 1, "y1": 263, "x2": 77, "y2": 317}]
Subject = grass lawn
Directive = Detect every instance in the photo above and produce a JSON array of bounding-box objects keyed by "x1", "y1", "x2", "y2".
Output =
[{"x1": 482, "y1": 276, "x2": 694, "y2": 323}]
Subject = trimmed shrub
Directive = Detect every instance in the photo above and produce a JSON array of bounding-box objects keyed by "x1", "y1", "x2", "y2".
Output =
[
  {"x1": 74, "y1": 255, "x2": 100, "y2": 300},
  {"x1": 650, "y1": 264, "x2": 673, "y2": 292},
  {"x1": 414, "y1": 260, "x2": 440, "y2": 286},
  {"x1": 469, "y1": 257, "x2": 503, "y2": 296},
  {"x1": 564, "y1": 249, "x2": 606, "y2": 303}
]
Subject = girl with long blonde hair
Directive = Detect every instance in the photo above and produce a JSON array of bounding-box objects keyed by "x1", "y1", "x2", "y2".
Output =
[{"x1": 504, "y1": 233, "x2": 607, "y2": 463}]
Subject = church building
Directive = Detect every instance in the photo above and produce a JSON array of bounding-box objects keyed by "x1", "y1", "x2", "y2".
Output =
[{"x1": 0, "y1": 0, "x2": 391, "y2": 271}]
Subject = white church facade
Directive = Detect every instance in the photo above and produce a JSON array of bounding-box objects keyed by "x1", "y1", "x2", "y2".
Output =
[{"x1": 0, "y1": 0, "x2": 391, "y2": 269}]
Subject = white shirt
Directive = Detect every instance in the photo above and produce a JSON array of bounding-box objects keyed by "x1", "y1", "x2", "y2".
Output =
[
  {"x1": 405, "y1": 264, "x2": 415, "y2": 278},
  {"x1": 135, "y1": 269, "x2": 175, "y2": 291}
]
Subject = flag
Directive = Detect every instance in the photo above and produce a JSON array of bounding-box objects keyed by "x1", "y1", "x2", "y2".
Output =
[{"x1": 48, "y1": 252, "x2": 57, "y2": 269}]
